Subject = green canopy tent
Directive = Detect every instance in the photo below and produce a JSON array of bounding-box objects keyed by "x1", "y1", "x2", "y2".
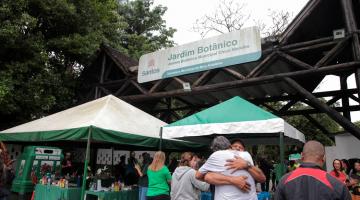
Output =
[
  {"x1": 162, "y1": 96, "x2": 306, "y2": 175},
  {"x1": 0, "y1": 95, "x2": 204, "y2": 199}
]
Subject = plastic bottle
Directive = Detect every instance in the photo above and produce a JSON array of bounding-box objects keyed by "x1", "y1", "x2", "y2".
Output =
[
  {"x1": 113, "y1": 182, "x2": 117, "y2": 192},
  {"x1": 46, "y1": 173, "x2": 51, "y2": 186},
  {"x1": 93, "y1": 182, "x2": 97, "y2": 191},
  {"x1": 97, "y1": 179, "x2": 102, "y2": 191}
]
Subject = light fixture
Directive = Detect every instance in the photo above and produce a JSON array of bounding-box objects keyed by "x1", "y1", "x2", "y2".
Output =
[
  {"x1": 333, "y1": 29, "x2": 345, "y2": 39},
  {"x1": 182, "y1": 82, "x2": 191, "y2": 91}
]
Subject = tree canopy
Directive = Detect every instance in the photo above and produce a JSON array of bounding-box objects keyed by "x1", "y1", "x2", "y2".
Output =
[
  {"x1": 118, "y1": 0, "x2": 176, "y2": 59},
  {"x1": 261, "y1": 101, "x2": 341, "y2": 146},
  {"x1": 192, "y1": 0, "x2": 291, "y2": 39},
  {"x1": 0, "y1": 0, "x2": 174, "y2": 129}
]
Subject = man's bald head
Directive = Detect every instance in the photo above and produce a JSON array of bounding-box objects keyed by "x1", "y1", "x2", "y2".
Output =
[{"x1": 302, "y1": 140, "x2": 325, "y2": 165}]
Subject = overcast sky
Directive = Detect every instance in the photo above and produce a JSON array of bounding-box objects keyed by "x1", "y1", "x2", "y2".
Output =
[
  {"x1": 154, "y1": 0, "x2": 309, "y2": 44},
  {"x1": 153, "y1": 0, "x2": 360, "y2": 122}
]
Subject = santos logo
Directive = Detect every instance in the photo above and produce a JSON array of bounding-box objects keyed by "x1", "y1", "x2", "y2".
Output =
[
  {"x1": 148, "y1": 59, "x2": 155, "y2": 68},
  {"x1": 141, "y1": 58, "x2": 160, "y2": 76}
]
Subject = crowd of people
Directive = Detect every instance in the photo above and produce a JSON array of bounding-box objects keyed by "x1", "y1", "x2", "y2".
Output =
[
  {"x1": 129, "y1": 137, "x2": 268, "y2": 200},
  {"x1": 127, "y1": 137, "x2": 360, "y2": 200},
  {"x1": 328, "y1": 158, "x2": 360, "y2": 198},
  {"x1": 1, "y1": 137, "x2": 359, "y2": 200}
]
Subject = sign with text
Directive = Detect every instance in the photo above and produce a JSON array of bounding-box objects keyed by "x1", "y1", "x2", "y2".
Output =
[{"x1": 138, "y1": 26, "x2": 261, "y2": 83}]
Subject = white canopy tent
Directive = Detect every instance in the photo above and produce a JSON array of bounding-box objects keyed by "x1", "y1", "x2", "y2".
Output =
[{"x1": 1, "y1": 95, "x2": 204, "y2": 199}]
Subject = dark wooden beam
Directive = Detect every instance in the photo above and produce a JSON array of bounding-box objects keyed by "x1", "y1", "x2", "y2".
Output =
[
  {"x1": 288, "y1": 40, "x2": 339, "y2": 54},
  {"x1": 349, "y1": 94, "x2": 360, "y2": 104},
  {"x1": 103, "y1": 61, "x2": 114, "y2": 82},
  {"x1": 149, "y1": 80, "x2": 164, "y2": 94},
  {"x1": 280, "y1": 0, "x2": 322, "y2": 44},
  {"x1": 102, "y1": 46, "x2": 130, "y2": 76},
  {"x1": 95, "y1": 87, "x2": 100, "y2": 99},
  {"x1": 341, "y1": 0, "x2": 358, "y2": 33},
  {"x1": 121, "y1": 61, "x2": 360, "y2": 102},
  {"x1": 192, "y1": 69, "x2": 219, "y2": 87},
  {"x1": 314, "y1": 36, "x2": 351, "y2": 68},
  {"x1": 326, "y1": 95, "x2": 342, "y2": 106},
  {"x1": 222, "y1": 68, "x2": 246, "y2": 80},
  {"x1": 149, "y1": 79, "x2": 172, "y2": 94},
  {"x1": 340, "y1": 75, "x2": 351, "y2": 120},
  {"x1": 173, "y1": 77, "x2": 186, "y2": 86},
  {"x1": 340, "y1": 0, "x2": 360, "y2": 60},
  {"x1": 263, "y1": 36, "x2": 335, "y2": 55},
  {"x1": 353, "y1": 34, "x2": 360, "y2": 60},
  {"x1": 283, "y1": 77, "x2": 360, "y2": 140},
  {"x1": 277, "y1": 51, "x2": 313, "y2": 70},
  {"x1": 114, "y1": 80, "x2": 131, "y2": 96},
  {"x1": 99, "y1": 86, "x2": 111, "y2": 96},
  {"x1": 152, "y1": 104, "x2": 211, "y2": 113},
  {"x1": 252, "y1": 88, "x2": 358, "y2": 103},
  {"x1": 280, "y1": 36, "x2": 334, "y2": 51},
  {"x1": 192, "y1": 70, "x2": 212, "y2": 87},
  {"x1": 246, "y1": 52, "x2": 277, "y2": 78},
  {"x1": 130, "y1": 80, "x2": 148, "y2": 94},
  {"x1": 342, "y1": 0, "x2": 360, "y2": 101},
  {"x1": 279, "y1": 99, "x2": 300, "y2": 112},
  {"x1": 355, "y1": 69, "x2": 360, "y2": 105},
  {"x1": 100, "y1": 54, "x2": 106, "y2": 83}
]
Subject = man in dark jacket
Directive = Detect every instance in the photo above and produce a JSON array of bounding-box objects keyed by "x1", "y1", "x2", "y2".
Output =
[{"x1": 275, "y1": 140, "x2": 351, "y2": 200}]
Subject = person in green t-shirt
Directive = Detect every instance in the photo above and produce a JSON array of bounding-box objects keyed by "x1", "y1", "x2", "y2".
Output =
[{"x1": 147, "y1": 151, "x2": 172, "y2": 200}]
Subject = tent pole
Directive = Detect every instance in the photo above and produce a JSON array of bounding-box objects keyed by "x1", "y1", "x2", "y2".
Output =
[
  {"x1": 81, "y1": 126, "x2": 92, "y2": 200},
  {"x1": 111, "y1": 147, "x2": 114, "y2": 175},
  {"x1": 279, "y1": 132, "x2": 285, "y2": 176},
  {"x1": 159, "y1": 127, "x2": 163, "y2": 151}
]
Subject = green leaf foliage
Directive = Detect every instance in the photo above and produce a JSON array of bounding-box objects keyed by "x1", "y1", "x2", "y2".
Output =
[
  {"x1": 0, "y1": 0, "x2": 126, "y2": 129},
  {"x1": 262, "y1": 101, "x2": 340, "y2": 146},
  {"x1": 118, "y1": 0, "x2": 176, "y2": 59}
]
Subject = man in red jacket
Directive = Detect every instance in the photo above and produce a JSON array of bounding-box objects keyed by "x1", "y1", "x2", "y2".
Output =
[{"x1": 275, "y1": 140, "x2": 351, "y2": 200}]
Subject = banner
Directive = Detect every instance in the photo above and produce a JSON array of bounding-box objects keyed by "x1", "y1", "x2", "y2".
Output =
[{"x1": 138, "y1": 26, "x2": 261, "y2": 83}]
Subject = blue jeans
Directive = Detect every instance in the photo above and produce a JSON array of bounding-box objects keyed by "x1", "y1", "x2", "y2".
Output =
[
  {"x1": 139, "y1": 186, "x2": 148, "y2": 200},
  {"x1": 0, "y1": 187, "x2": 10, "y2": 200}
]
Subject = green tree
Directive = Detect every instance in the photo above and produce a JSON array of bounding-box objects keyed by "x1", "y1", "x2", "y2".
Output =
[
  {"x1": 262, "y1": 101, "x2": 340, "y2": 146},
  {"x1": 0, "y1": 0, "x2": 126, "y2": 129},
  {"x1": 354, "y1": 121, "x2": 360, "y2": 127},
  {"x1": 118, "y1": 0, "x2": 176, "y2": 59}
]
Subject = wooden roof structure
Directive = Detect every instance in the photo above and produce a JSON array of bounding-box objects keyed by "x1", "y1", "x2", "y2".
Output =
[{"x1": 79, "y1": 0, "x2": 360, "y2": 140}]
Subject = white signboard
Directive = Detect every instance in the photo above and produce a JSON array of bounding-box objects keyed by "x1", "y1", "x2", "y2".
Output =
[{"x1": 138, "y1": 26, "x2": 261, "y2": 83}]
